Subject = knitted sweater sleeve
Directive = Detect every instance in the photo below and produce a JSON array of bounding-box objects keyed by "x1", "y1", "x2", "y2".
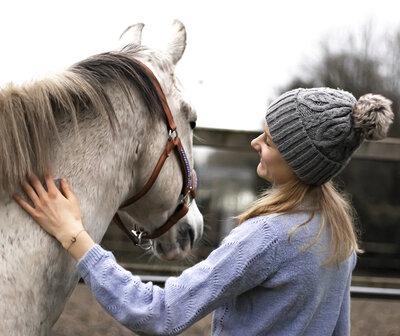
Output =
[{"x1": 77, "y1": 217, "x2": 278, "y2": 336}]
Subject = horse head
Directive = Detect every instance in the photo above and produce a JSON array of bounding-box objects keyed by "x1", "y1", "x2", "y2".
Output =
[{"x1": 113, "y1": 20, "x2": 203, "y2": 260}]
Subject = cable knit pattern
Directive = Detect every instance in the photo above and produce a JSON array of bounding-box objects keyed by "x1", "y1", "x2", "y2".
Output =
[
  {"x1": 78, "y1": 212, "x2": 356, "y2": 336},
  {"x1": 265, "y1": 88, "x2": 361, "y2": 185}
]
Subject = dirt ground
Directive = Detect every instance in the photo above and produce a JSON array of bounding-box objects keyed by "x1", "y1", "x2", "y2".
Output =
[{"x1": 50, "y1": 283, "x2": 400, "y2": 336}]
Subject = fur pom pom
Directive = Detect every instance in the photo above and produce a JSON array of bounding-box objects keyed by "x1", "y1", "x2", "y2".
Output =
[{"x1": 352, "y1": 94, "x2": 394, "y2": 140}]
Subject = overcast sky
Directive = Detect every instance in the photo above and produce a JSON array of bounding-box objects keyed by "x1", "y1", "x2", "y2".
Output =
[{"x1": 1, "y1": 0, "x2": 399, "y2": 130}]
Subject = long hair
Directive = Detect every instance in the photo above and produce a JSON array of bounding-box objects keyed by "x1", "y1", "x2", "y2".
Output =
[{"x1": 236, "y1": 178, "x2": 362, "y2": 265}]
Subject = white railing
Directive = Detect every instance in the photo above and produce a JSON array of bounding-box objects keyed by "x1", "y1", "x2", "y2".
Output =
[{"x1": 129, "y1": 273, "x2": 400, "y2": 300}]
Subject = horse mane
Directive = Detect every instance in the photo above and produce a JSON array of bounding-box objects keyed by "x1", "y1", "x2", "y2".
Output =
[{"x1": 0, "y1": 46, "x2": 164, "y2": 193}]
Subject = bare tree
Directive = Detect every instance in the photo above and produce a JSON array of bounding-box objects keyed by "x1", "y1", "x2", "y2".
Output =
[{"x1": 280, "y1": 24, "x2": 400, "y2": 137}]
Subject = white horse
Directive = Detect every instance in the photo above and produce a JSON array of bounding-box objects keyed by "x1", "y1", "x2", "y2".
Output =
[{"x1": 0, "y1": 20, "x2": 203, "y2": 335}]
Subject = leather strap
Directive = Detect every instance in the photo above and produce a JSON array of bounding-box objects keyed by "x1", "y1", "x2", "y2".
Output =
[
  {"x1": 142, "y1": 203, "x2": 189, "y2": 239},
  {"x1": 120, "y1": 136, "x2": 179, "y2": 208},
  {"x1": 113, "y1": 212, "x2": 140, "y2": 246},
  {"x1": 137, "y1": 61, "x2": 177, "y2": 132}
]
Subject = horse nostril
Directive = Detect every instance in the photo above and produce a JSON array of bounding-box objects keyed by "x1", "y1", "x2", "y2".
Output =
[
  {"x1": 156, "y1": 242, "x2": 164, "y2": 255},
  {"x1": 177, "y1": 228, "x2": 195, "y2": 250},
  {"x1": 188, "y1": 228, "x2": 195, "y2": 248}
]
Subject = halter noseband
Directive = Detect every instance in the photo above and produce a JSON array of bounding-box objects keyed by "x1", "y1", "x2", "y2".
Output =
[{"x1": 112, "y1": 60, "x2": 197, "y2": 250}]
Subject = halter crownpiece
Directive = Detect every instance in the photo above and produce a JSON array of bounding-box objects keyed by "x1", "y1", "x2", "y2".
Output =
[{"x1": 112, "y1": 60, "x2": 197, "y2": 249}]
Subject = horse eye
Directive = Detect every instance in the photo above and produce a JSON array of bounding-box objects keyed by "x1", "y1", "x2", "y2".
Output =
[{"x1": 190, "y1": 121, "x2": 197, "y2": 130}]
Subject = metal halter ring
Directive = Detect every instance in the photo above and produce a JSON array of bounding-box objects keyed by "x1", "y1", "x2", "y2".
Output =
[
  {"x1": 180, "y1": 189, "x2": 194, "y2": 207},
  {"x1": 131, "y1": 230, "x2": 153, "y2": 250},
  {"x1": 168, "y1": 129, "x2": 177, "y2": 140}
]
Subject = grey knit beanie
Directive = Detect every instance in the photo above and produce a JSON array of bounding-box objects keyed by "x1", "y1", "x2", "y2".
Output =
[{"x1": 265, "y1": 87, "x2": 394, "y2": 185}]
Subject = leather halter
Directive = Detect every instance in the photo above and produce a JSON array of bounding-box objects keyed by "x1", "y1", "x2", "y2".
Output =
[{"x1": 112, "y1": 60, "x2": 197, "y2": 249}]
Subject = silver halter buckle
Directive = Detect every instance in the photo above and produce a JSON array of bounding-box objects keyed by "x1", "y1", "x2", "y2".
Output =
[
  {"x1": 180, "y1": 189, "x2": 194, "y2": 207},
  {"x1": 131, "y1": 230, "x2": 153, "y2": 250},
  {"x1": 168, "y1": 129, "x2": 177, "y2": 140}
]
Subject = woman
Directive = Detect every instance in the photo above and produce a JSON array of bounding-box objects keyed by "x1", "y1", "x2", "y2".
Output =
[{"x1": 14, "y1": 88, "x2": 394, "y2": 335}]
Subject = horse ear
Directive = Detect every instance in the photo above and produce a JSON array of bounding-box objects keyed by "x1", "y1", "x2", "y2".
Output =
[
  {"x1": 119, "y1": 23, "x2": 144, "y2": 47},
  {"x1": 166, "y1": 19, "x2": 186, "y2": 66}
]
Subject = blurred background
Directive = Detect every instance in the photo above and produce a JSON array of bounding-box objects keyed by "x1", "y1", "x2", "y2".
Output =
[{"x1": 1, "y1": 0, "x2": 399, "y2": 335}]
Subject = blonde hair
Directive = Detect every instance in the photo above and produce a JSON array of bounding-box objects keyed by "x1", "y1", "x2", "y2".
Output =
[{"x1": 237, "y1": 178, "x2": 362, "y2": 265}]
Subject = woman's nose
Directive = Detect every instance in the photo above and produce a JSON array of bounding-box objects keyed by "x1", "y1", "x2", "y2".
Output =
[{"x1": 251, "y1": 134, "x2": 262, "y2": 150}]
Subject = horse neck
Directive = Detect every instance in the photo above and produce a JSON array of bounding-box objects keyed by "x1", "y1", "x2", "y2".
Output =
[
  {"x1": 53, "y1": 105, "x2": 133, "y2": 239},
  {"x1": 1, "y1": 84, "x2": 163, "y2": 335}
]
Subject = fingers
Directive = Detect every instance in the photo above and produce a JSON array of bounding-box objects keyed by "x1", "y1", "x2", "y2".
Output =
[
  {"x1": 17, "y1": 172, "x2": 75, "y2": 206},
  {"x1": 12, "y1": 193, "x2": 38, "y2": 218},
  {"x1": 29, "y1": 173, "x2": 48, "y2": 198},
  {"x1": 21, "y1": 180, "x2": 40, "y2": 205},
  {"x1": 44, "y1": 173, "x2": 59, "y2": 196},
  {"x1": 61, "y1": 178, "x2": 75, "y2": 200}
]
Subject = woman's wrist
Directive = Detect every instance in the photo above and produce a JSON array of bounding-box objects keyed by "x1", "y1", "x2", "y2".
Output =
[
  {"x1": 54, "y1": 220, "x2": 85, "y2": 250},
  {"x1": 65, "y1": 229, "x2": 87, "y2": 251},
  {"x1": 56, "y1": 222, "x2": 86, "y2": 250},
  {"x1": 54, "y1": 220, "x2": 96, "y2": 261},
  {"x1": 65, "y1": 230, "x2": 96, "y2": 261}
]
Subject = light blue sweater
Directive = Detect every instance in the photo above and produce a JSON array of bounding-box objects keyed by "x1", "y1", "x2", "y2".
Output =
[{"x1": 78, "y1": 212, "x2": 356, "y2": 336}]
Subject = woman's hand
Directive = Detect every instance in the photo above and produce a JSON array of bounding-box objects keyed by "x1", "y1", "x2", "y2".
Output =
[{"x1": 13, "y1": 173, "x2": 95, "y2": 260}]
